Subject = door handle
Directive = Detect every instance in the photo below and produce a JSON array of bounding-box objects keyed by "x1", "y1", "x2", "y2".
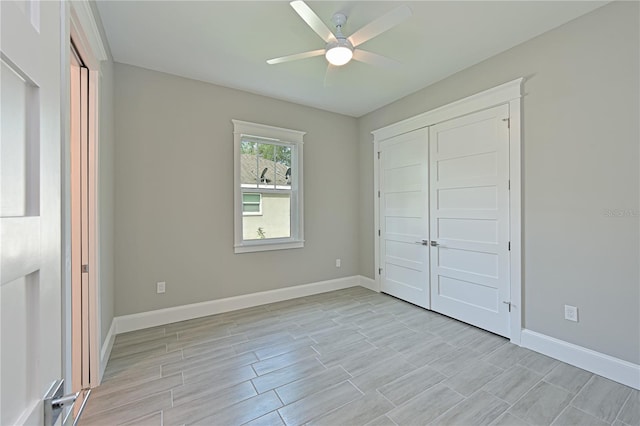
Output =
[
  {"x1": 430, "y1": 240, "x2": 439, "y2": 247},
  {"x1": 414, "y1": 240, "x2": 429, "y2": 246}
]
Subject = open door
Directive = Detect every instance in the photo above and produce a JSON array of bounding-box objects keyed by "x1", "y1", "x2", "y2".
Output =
[
  {"x1": 70, "y1": 42, "x2": 94, "y2": 420},
  {"x1": 1, "y1": 1, "x2": 64, "y2": 424}
]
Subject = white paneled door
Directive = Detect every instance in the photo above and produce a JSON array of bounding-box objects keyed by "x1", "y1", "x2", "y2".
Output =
[
  {"x1": 1, "y1": 1, "x2": 63, "y2": 425},
  {"x1": 429, "y1": 105, "x2": 511, "y2": 337},
  {"x1": 379, "y1": 129, "x2": 430, "y2": 308}
]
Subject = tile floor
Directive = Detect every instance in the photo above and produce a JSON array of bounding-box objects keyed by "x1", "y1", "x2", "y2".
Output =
[{"x1": 80, "y1": 287, "x2": 639, "y2": 426}]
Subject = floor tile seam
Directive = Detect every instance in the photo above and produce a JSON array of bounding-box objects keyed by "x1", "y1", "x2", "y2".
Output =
[
  {"x1": 496, "y1": 411, "x2": 529, "y2": 426},
  {"x1": 313, "y1": 355, "x2": 329, "y2": 370},
  {"x1": 339, "y1": 350, "x2": 404, "y2": 377},
  {"x1": 566, "y1": 374, "x2": 595, "y2": 408},
  {"x1": 568, "y1": 375, "x2": 633, "y2": 425},
  {"x1": 112, "y1": 335, "x2": 177, "y2": 351},
  {"x1": 191, "y1": 330, "x2": 247, "y2": 343},
  {"x1": 374, "y1": 388, "x2": 398, "y2": 409},
  {"x1": 253, "y1": 353, "x2": 320, "y2": 377},
  {"x1": 250, "y1": 357, "x2": 260, "y2": 376},
  {"x1": 614, "y1": 387, "x2": 636, "y2": 422},
  {"x1": 84, "y1": 374, "x2": 183, "y2": 416},
  {"x1": 390, "y1": 381, "x2": 460, "y2": 414},
  {"x1": 168, "y1": 383, "x2": 259, "y2": 425},
  {"x1": 294, "y1": 380, "x2": 364, "y2": 425},
  {"x1": 82, "y1": 389, "x2": 173, "y2": 421},
  {"x1": 502, "y1": 375, "x2": 547, "y2": 414},
  {"x1": 542, "y1": 365, "x2": 592, "y2": 395},
  {"x1": 509, "y1": 360, "x2": 550, "y2": 377},
  {"x1": 175, "y1": 329, "x2": 233, "y2": 343},
  {"x1": 569, "y1": 404, "x2": 618, "y2": 425},
  {"x1": 108, "y1": 344, "x2": 170, "y2": 361},
  {"x1": 375, "y1": 363, "x2": 439, "y2": 397},
  {"x1": 549, "y1": 403, "x2": 578, "y2": 426},
  {"x1": 477, "y1": 340, "x2": 512, "y2": 362},
  {"x1": 435, "y1": 388, "x2": 510, "y2": 426},
  {"x1": 478, "y1": 380, "x2": 516, "y2": 407},
  {"x1": 614, "y1": 390, "x2": 635, "y2": 423},
  {"x1": 91, "y1": 370, "x2": 165, "y2": 398}
]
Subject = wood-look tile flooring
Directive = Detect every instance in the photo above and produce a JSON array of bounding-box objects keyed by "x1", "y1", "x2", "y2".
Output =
[{"x1": 80, "y1": 287, "x2": 639, "y2": 426}]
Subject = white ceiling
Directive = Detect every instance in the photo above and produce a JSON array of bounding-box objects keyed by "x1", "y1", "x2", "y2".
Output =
[{"x1": 96, "y1": 1, "x2": 608, "y2": 117}]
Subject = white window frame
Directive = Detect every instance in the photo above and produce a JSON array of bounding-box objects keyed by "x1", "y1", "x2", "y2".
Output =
[
  {"x1": 233, "y1": 120, "x2": 305, "y2": 253},
  {"x1": 242, "y1": 193, "x2": 262, "y2": 216}
]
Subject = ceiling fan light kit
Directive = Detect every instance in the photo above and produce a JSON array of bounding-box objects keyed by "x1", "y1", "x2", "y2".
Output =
[
  {"x1": 325, "y1": 39, "x2": 353, "y2": 66},
  {"x1": 267, "y1": 0, "x2": 412, "y2": 72}
]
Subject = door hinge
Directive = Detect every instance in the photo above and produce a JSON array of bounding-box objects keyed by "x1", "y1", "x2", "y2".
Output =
[
  {"x1": 378, "y1": 267, "x2": 383, "y2": 275},
  {"x1": 508, "y1": 180, "x2": 511, "y2": 190},
  {"x1": 81, "y1": 264, "x2": 89, "y2": 273},
  {"x1": 502, "y1": 117, "x2": 510, "y2": 129},
  {"x1": 508, "y1": 241, "x2": 511, "y2": 251},
  {"x1": 378, "y1": 190, "x2": 381, "y2": 198},
  {"x1": 378, "y1": 229, "x2": 381, "y2": 237},
  {"x1": 377, "y1": 151, "x2": 381, "y2": 159}
]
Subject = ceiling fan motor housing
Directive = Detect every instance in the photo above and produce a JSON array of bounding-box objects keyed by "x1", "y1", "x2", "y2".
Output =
[{"x1": 326, "y1": 12, "x2": 353, "y2": 66}]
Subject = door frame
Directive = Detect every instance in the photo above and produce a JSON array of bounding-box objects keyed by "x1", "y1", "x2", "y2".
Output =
[
  {"x1": 62, "y1": 0, "x2": 108, "y2": 391},
  {"x1": 372, "y1": 78, "x2": 523, "y2": 344}
]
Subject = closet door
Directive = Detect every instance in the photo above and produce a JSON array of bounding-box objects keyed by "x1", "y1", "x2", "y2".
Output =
[
  {"x1": 429, "y1": 105, "x2": 511, "y2": 337},
  {"x1": 379, "y1": 128, "x2": 430, "y2": 308}
]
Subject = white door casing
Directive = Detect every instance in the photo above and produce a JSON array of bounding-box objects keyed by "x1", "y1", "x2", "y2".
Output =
[
  {"x1": 379, "y1": 129, "x2": 430, "y2": 309},
  {"x1": 429, "y1": 104, "x2": 511, "y2": 337},
  {"x1": 1, "y1": 0, "x2": 63, "y2": 425}
]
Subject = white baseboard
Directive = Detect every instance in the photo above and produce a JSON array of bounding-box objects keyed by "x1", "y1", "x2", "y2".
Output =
[
  {"x1": 99, "y1": 319, "x2": 116, "y2": 383},
  {"x1": 358, "y1": 275, "x2": 378, "y2": 292},
  {"x1": 114, "y1": 276, "x2": 361, "y2": 335},
  {"x1": 521, "y1": 329, "x2": 640, "y2": 390}
]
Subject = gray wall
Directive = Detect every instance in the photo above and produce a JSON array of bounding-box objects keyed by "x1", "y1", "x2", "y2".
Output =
[
  {"x1": 113, "y1": 63, "x2": 359, "y2": 316},
  {"x1": 99, "y1": 59, "x2": 115, "y2": 347},
  {"x1": 358, "y1": 1, "x2": 639, "y2": 364}
]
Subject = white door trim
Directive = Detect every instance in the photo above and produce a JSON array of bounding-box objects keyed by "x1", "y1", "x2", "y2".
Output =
[{"x1": 372, "y1": 78, "x2": 523, "y2": 344}]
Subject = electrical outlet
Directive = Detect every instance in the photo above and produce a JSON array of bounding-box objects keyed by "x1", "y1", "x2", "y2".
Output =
[
  {"x1": 157, "y1": 281, "x2": 166, "y2": 294},
  {"x1": 335, "y1": 259, "x2": 341, "y2": 268},
  {"x1": 564, "y1": 305, "x2": 578, "y2": 322}
]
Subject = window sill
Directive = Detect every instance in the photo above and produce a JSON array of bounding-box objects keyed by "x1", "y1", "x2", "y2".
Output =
[{"x1": 234, "y1": 240, "x2": 304, "y2": 254}]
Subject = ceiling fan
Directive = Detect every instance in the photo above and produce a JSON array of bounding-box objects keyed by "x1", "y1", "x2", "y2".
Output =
[{"x1": 267, "y1": 0, "x2": 412, "y2": 69}]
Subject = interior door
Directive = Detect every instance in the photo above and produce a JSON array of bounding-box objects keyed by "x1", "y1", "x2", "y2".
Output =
[
  {"x1": 429, "y1": 105, "x2": 511, "y2": 337},
  {"x1": 70, "y1": 45, "x2": 92, "y2": 394},
  {"x1": 1, "y1": 1, "x2": 64, "y2": 424},
  {"x1": 379, "y1": 128, "x2": 430, "y2": 309}
]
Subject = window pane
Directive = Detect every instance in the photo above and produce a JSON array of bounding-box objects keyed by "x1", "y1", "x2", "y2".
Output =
[
  {"x1": 276, "y1": 145, "x2": 292, "y2": 188},
  {"x1": 243, "y1": 193, "x2": 261, "y2": 203},
  {"x1": 257, "y1": 143, "x2": 276, "y2": 188},
  {"x1": 240, "y1": 140, "x2": 258, "y2": 188},
  {"x1": 243, "y1": 204, "x2": 260, "y2": 213},
  {"x1": 242, "y1": 193, "x2": 291, "y2": 240}
]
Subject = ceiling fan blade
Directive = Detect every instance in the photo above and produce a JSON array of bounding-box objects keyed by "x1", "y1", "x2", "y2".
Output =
[
  {"x1": 348, "y1": 5, "x2": 412, "y2": 48},
  {"x1": 323, "y1": 64, "x2": 339, "y2": 87},
  {"x1": 267, "y1": 49, "x2": 325, "y2": 65},
  {"x1": 352, "y1": 49, "x2": 401, "y2": 70},
  {"x1": 290, "y1": 0, "x2": 336, "y2": 43}
]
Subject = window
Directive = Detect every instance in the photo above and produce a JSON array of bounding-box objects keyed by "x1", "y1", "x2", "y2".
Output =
[
  {"x1": 242, "y1": 193, "x2": 262, "y2": 216},
  {"x1": 233, "y1": 120, "x2": 304, "y2": 253}
]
